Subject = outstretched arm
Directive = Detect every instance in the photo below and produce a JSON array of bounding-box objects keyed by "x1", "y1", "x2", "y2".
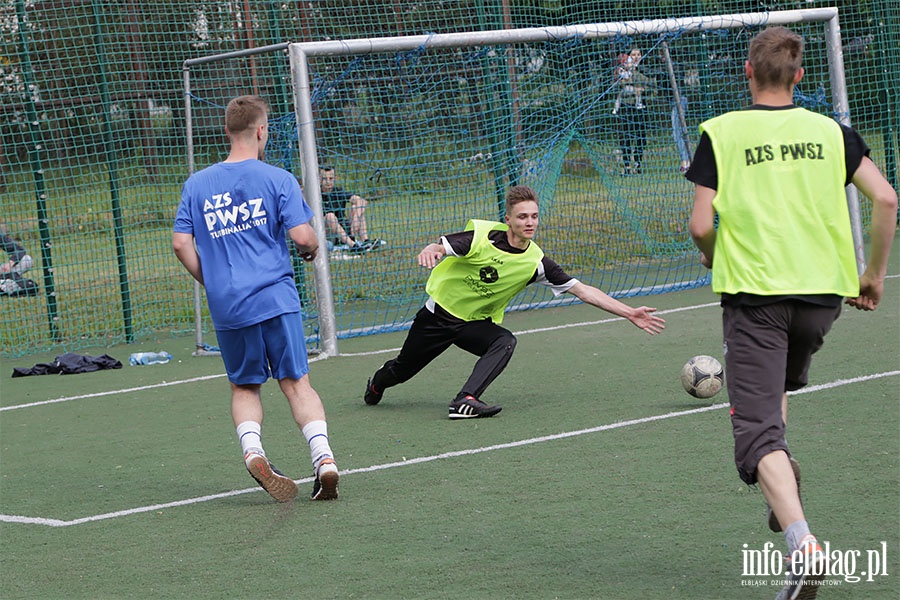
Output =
[{"x1": 567, "y1": 281, "x2": 665, "y2": 334}]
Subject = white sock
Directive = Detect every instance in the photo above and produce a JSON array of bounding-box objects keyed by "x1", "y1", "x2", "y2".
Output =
[
  {"x1": 236, "y1": 421, "x2": 264, "y2": 465},
  {"x1": 301, "y1": 420, "x2": 334, "y2": 471}
]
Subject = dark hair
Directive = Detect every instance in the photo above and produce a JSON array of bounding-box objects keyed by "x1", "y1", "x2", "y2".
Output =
[
  {"x1": 505, "y1": 185, "x2": 539, "y2": 214},
  {"x1": 225, "y1": 95, "x2": 268, "y2": 137},
  {"x1": 748, "y1": 27, "x2": 804, "y2": 91}
]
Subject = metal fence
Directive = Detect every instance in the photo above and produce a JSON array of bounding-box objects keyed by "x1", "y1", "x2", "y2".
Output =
[{"x1": 1, "y1": 0, "x2": 897, "y2": 357}]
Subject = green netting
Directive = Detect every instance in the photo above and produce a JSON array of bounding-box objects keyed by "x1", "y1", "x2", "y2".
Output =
[{"x1": 1, "y1": 1, "x2": 897, "y2": 358}]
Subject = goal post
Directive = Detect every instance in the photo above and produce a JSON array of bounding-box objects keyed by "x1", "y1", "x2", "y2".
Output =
[{"x1": 287, "y1": 7, "x2": 862, "y2": 356}]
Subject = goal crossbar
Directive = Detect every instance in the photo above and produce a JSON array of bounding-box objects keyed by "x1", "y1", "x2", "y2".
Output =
[
  {"x1": 291, "y1": 8, "x2": 839, "y2": 57},
  {"x1": 287, "y1": 7, "x2": 862, "y2": 357}
]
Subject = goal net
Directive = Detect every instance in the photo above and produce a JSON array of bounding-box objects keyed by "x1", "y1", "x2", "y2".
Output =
[{"x1": 185, "y1": 8, "x2": 856, "y2": 355}]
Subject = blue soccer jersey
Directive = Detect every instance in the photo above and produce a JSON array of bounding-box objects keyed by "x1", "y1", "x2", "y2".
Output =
[{"x1": 174, "y1": 159, "x2": 313, "y2": 330}]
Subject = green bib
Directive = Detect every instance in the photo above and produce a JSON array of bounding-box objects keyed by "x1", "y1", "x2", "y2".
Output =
[
  {"x1": 700, "y1": 107, "x2": 858, "y2": 297},
  {"x1": 426, "y1": 220, "x2": 544, "y2": 323}
]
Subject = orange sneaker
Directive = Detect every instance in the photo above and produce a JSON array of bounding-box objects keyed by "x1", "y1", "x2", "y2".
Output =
[
  {"x1": 776, "y1": 536, "x2": 826, "y2": 600},
  {"x1": 245, "y1": 453, "x2": 298, "y2": 503},
  {"x1": 311, "y1": 458, "x2": 339, "y2": 501}
]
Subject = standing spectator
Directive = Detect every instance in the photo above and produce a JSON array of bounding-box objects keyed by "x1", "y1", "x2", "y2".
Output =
[
  {"x1": 363, "y1": 185, "x2": 665, "y2": 419},
  {"x1": 174, "y1": 95, "x2": 340, "y2": 502},
  {"x1": 614, "y1": 48, "x2": 655, "y2": 174},
  {"x1": 611, "y1": 52, "x2": 641, "y2": 115},
  {"x1": 687, "y1": 27, "x2": 897, "y2": 600},
  {"x1": 318, "y1": 165, "x2": 385, "y2": 254}
]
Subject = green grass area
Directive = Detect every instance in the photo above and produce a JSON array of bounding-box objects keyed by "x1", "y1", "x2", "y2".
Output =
[{"x1": 1, "y1": 272, "x2": 897, "y2": 599}]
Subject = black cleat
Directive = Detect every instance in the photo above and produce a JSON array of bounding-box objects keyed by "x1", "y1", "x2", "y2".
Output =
[
  {"x1": 364, "y1": 378, "x2": 383, "y2": 405},
  {"x1": 448, "y1": 395, "x2": 502, "y2": 419},
  {"x1": 362, "y1": 238, "x2": 386, "y2": 252}
]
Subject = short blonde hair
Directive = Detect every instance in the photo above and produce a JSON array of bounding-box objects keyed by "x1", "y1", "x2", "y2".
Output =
[{"x1": 748, "y1": 27, "x2": 804, "y2": 91}]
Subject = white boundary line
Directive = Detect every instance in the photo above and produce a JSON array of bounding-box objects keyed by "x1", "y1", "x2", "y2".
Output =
[
  {"x1": 1, "y1": 289, "x2": 896, "y2": 527},
  {"x1": 2, "y1": 369, "x2": 897, "y2": 528},
  {"x1": 0, "y1": 302, "x2": 719, "y2": 412},
  {"x1": 0, "y1": 374, "x2": 230, "y2": 412}
]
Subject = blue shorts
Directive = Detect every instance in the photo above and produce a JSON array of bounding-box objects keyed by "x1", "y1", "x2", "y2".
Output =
[{"x1": 217, "y1": 312, "x2": 309, "y2": 385}]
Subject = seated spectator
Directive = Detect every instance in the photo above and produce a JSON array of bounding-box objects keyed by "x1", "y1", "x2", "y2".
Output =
[
  {"x1": 0, "y1": 224, "x2": 37, "y2": 296},
  {"x1": 318, "y1": 165, "x2": 385, "y2": 254}
]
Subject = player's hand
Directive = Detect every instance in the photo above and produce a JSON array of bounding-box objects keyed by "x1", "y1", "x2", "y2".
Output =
[
  {"x1": 700, "y1": 252, "x2": 712, "y2": 269},
  {"x1": 630, "y1": 306, "x2": 666, "y2": 335},
  {"x1": 846, "y1": 273, "x2": 883, "y2": 311},
  {"x1": 417, "y1": 244, "x2": 445, "y2": 269},
  {"x1": 299, "y1": 248, "x2": 317, "y2": 262}
]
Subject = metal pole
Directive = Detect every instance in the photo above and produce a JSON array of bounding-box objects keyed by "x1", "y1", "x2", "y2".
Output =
[
  {"x1": 475, "y1": 0, "x2": 509, "y2": 217},
  {"x1": 873, "y1": 2, "x2": 898, "y2": 194},
  {"x1": 500, "y1": 0, "x2": 523, "y2": 190},
  {"x1": 15, "y1": 0, "x2": 57, "y2": 340},
  {"x1": 92, "y1": 0, "x2": 134, "y2": 342},
  {"x1": 183, "y1": 63, "x2": 219, "y2": 356},
  {"x1": 661, "y1": 40, "x2": 692, "y2": 159},
  {"x1": 289, "y1": 46, "x2": 339, "y2": 356},
  {"x1": 824, "y1": 13, "x2": 866, "y2": 275}
]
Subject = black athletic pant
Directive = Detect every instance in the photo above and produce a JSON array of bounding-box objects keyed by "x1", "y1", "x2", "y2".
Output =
[
  {"x1": 372, "y1": 304, "x2": 517, "y2": 401},
  {"x1": 617, "y1": 105, "x2": 647, "y2": 171}
]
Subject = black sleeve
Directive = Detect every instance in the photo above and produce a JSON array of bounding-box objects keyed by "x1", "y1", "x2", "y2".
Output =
[
  {"x1": 684, "y1": 132, "x2": 717, "y2": 189},
  {"x1": 541, "y1": 256, "x2": 574, "y2": 285},
  {"x1": 443, "y1": 231, "x2": 474, "y2": 256},
  {"x1": 840, "y1": 124, "x2": 871, "y2": 186},
  {"x1": 527, "y1": 256, "x2": 576, "y2": 287}
]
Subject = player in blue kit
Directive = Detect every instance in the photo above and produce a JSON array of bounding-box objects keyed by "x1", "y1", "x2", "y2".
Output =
[{"x1": 174, "y1": 95, "x2": 339, "y2": 502}]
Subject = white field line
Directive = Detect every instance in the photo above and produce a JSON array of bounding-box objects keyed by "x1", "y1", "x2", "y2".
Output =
[
  {"x1": 316, "y1": 301, "x2": 720, "y2": 358},
  {"x1": 2, "y1": 288, "x2": 896, "y2": 527},
  {"x1": 4, "y1": 274, "x2": 899, "y2": 411},
  {"x1": 0, "y1": 301, "x2": 719, "y2": 412},
  {"x1": 1, "y1": 369, "x2": 897, "y2": 528}
]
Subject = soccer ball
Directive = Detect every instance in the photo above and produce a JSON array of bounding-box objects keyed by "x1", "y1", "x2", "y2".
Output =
[{"x1": 681, "y1": 355, "x2": 725, "y2": 399}]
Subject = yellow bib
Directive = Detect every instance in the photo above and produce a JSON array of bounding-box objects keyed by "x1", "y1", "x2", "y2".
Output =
[
  {"x1": 426, "y1": 220, "x2": 544, "y2": 323},
  {"x1": 700, "y1": 108, "x2": 857, "y2": 296}
]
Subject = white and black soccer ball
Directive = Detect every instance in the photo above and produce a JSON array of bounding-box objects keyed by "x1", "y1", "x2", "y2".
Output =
[{"x1": 681, "y1": 355, "x2": 725, "y2": 399}]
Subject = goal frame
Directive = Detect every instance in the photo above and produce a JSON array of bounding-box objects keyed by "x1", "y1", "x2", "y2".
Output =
[
  {"x1": 182, "y1": 7, "x2": 860, "y2": 358},
  {"x1": 288, "y1": 6, "x2": 861, "y2": 357}
]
